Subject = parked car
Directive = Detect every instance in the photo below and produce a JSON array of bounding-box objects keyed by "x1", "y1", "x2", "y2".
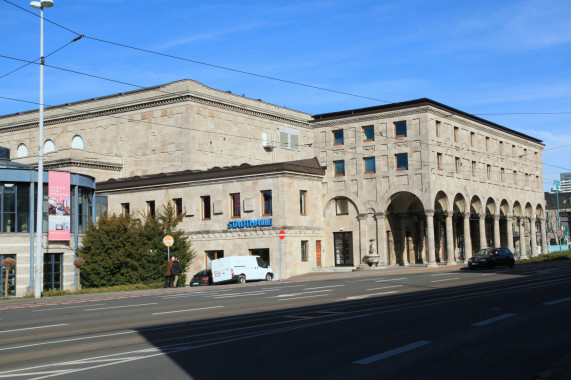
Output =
[
  {"x1": 211, "y1": 255, "x2": 273, "y2": 284},
  {"x1": 468, "y1": 248, "x2": 515, "y2": 269},
  {"x1": 190, "y1": 269, "x2": 212, "y2": 286}
]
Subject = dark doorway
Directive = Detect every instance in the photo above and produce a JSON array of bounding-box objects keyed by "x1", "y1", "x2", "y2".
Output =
[
  {"x1": 316, "y1": 240, "x2": 322, "y2": 267},
  {"x1": 206, "y1": 250, "x2": 224, "y2": 269},
  {"x1": 249, "y1": 248, "x2": 270, "y2": 266},
  {"x1": 43, "y1": 253, "x2": 62, "y2": 291},
  {"x1": 333, "y1": 232, "x2": 353, "y2": 266}
]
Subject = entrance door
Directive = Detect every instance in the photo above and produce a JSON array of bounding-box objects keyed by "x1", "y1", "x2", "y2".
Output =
[
  {"x1": 333, "y1": 232, "x2": 353, "y2": 266},
  {"x1": 206, "y1": 251, "x2": 224, "y2": 269},
  {"x1": 316, "y1": 240, "x2": 321, "y2": 267},
  {"x1": 0, "y1": 254, "x2": 16, "y2": 297},
  {"x1": 249, "y1": 248, "x2": 270, "y2": 266},
  {"x1": 43, "y1": 253, "x2": 62, "y2": 291}
]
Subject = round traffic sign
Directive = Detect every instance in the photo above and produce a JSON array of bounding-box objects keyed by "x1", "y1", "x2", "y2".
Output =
[
  {"x1": 556, "y1": 229, "x2": 563, "y2": 238},
  {"x1": 163, "y1": 235, "x2": 174, "y2": 247},
  {"x1": 279, "y1": 230, "x2": 285, "y2": 240}
]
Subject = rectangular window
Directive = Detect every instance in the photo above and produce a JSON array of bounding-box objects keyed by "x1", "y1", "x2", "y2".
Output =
[
  {"x1": 279, "y1": 126, "x2": 300, "y2": 151},
  {"x1": 173, "y1": 198, "x2": 183, "y2": 216},
  {"x1": 437, "y1": 153, "x2": 443, "y2": 170},
  {"x1": 395, "y1": 153, "x2": 408, "y2": 170},
  {"x1": 121, "y1": 202, "x2": 130, "y2": 216},
  {"x1": 454, "y1": 126, "x2": 459, "y2": 142},
  {"x1": 230, "y1": 193, "x2": 241, "y2": 218},
  {"x1": 146, "y1": 201, "x2": 155, "y2": 217},
  {"x1": 334, "y1": 160, "x2": 345, "y2": 177},
  {"x1": 487, "y1": 165, "x2": 491, "y2": 179},
  {"x1": 486, "y1": 137, "x2": 490, "y2": 151},
  {"x1": 201, "y1": 196, "x2": 211, "y2": 220},
  {"x1": 471, "y1": 161, "x2": 476, "y2": 177},
  {"x1": 300, "y1": 190, "x2": 307, "y2": 216},
  {"x1": 336, "y1": 198, "x2": 349, "y2": 215},
  {"x1": 501, "y1": 168, "x2": 505, "y2": 182},
  {"x1": 364, "y1": 157, "x2": 376, "y2": 174},
  {"x1": 471, "y1": 132, "x2": 476, "y2": 147},
  {"x1": 363, "y1": 125, "x2": 374, "y2": 142},
  {"x1": 455, "y1": 157, "x2": 460, "y2": 173},
  {"x1": 301, "y1": 240, "x2": 308, "y2": 261},
  {"x1": 394, "y1": 121, "x2": 407, "y2": 138},
  {"x1": 333, "y1": 130, "x2": 344, "y2": 145},
  {"x1": 435, "y1": 120, "x2": 441, "y2": 137},
  {"x1": 261, "y1": 190, "x2": 272, "y2": 216}
]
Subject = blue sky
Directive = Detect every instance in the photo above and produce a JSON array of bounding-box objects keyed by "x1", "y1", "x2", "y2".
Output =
[{"x1": 1, "y1": 0, "x2": 570, "y2": 190}]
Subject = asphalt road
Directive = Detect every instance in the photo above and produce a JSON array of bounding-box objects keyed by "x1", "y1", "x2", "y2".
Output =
[{"x1": 0, "y1": 261, "x2": 570, "y2": 380}]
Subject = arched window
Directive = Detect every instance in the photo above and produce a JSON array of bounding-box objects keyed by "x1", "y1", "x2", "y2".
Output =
[
  {"x1": 44, "y1": 139, "x2": 55, "y2": 154},
  {"x1": 71, "y1": 135, "x2": 84, "y2": 150},
  {"x1": 17, "y1": 144, "x2": 28, "y2": 158}
]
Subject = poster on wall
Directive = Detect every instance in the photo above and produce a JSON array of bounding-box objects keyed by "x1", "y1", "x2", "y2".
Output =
[{"x1": 48, "y1": 171, "x2": 71, "y2": 241}]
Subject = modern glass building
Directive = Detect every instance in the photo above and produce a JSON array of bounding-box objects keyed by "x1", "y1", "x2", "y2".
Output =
[{"x1": 0, "y1": 147, "x2": 97, "y2": 297}]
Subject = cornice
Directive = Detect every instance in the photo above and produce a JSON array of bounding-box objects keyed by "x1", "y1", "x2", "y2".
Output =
[
  {"x1": 0, "y1": 93, "x2": 310, "y2": 132},
  {"x1": 311, "y1": 107, "x2": 430, "y2": 128},
  {"x1": 39, "y1": 159, "x2": 122, "y2": 172}
]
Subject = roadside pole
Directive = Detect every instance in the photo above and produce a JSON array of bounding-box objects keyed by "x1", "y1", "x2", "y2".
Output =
[{"x1": 279, "y1": 230, "x2": 285, "y2": 281}]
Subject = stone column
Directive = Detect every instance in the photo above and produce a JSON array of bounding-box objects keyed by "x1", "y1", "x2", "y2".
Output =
[
  {"x1": 426, "y1": 211, "x2": 438, "y2": 268},
  {"x1": 530, "y1": 216, "x2": 538, "y2": 257},
  {"x1": 358, "y1": 214, "x2": 369, "y2": 267},
  {"x1": 400, "y1": 215, "x2": 409, "y2": 266},
  {"x1": 445, "y1": 212, "x2": 456, "y2": 265},
  {"x1": 419, "y1": 217, "x2": 426, "y2": 264},
  {"x1": 376, "y1": 212, "x2": 387, "y2": 267},
  {"x1": 493, "y1": 215, "x2": 501, "y2": 247},
  {"x1": 520, "y1": 218, "x2": 528, "y2": 259},
  {"x1": 479, "y1": 213, "x2": 487, "y2": 250},
  {"x1": 464, "y1": 213, "x2": 472, "y2": 261},
  {"x1": 506, "y1": 216, "x2": 514, "y2": 253},
  {"x1": 540, "y1": 217, "x2": 548, "y2": 255}
]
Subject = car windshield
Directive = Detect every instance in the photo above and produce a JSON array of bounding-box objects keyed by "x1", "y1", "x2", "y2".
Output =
[{"x1": 474, "y1": 249, "x2": 493, "y2": 257}]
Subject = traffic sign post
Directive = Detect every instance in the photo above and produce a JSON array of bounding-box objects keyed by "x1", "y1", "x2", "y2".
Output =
[
  {"x1": 278, "y1": 230, "x2": 285, "y2": 281},
  {"x1": 163, "y1": 235, "x2": 174, "y2": 260}
]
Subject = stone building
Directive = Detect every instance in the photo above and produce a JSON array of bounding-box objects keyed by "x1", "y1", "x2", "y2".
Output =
[{"x1": 0, "y1": 79, "x2": 549, "y2": 287}]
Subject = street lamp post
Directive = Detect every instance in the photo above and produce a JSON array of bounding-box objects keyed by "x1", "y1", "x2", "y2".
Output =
[{"x1": 30, "y1": 0, "x2": 54, "y2": 299}]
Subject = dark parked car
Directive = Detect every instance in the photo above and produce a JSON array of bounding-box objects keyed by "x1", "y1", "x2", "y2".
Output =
[
  {"x1": 190, "y1": 269, "x2": 212, "y2": 286},
  {"x1": 468, "y1": 248, "x2": 515, "y2": 269}
]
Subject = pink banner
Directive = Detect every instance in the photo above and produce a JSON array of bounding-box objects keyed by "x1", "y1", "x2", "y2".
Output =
[{"x1": 48, "y1": 171, "x2": 71, "y2": 241}]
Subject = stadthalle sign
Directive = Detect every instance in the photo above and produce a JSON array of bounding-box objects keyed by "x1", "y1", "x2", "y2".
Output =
[{"x1": 227, "y1": 218, "x2": 273, "y2": 229}]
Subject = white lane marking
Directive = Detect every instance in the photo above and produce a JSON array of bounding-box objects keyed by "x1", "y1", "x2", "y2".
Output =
[
  {"x1": 430, "y1": 273, "x2": 459, "y2": 276},
  {"x1": 472, "y1": 313, "x2": 516, "y2": 326},
  {"x1": 275, "y1": 289, "x2": 331, "y2": 298},
  {"x1": 346, "y1": 291, "x2": 399, "y2": 300},
  {"x1": 277, "y1": 294, "x2": 328, "y2": 301},
  {"x1": 33, "y1": 304, "x2": 106, "y2": 312},
  {"x1": 354, "y1": 340, "x2": 432, "y2": 364},
  {"x1": 375, "y1": 277, "x2": 407, "y2": 282},
  {"x1": 304, "y1": 285, "x2": 345, "y2": 290},
  {"x1": 0, "y1": 323, "x2": 69, "y2": 334},
  {"x1": 212, "y1": 292, "x2": 268, "y2": 299},
  {"x1": 543, "y1": 297, "x2": 571, "y2": 305},
  {"x1": 152, "y1": 306, "x2": 223, "y2": 315},
  {"x1": 481, "y1": 273, "x2": 497, "y2": 276},
  {"x1": 84, "y1": 303, "x2": 158, "y2": 311},
  {"x1": 430, "y1": 278, "x2": 460, "y2": 283},
  {"x1": 366, "y1": 285, "x2": 403, "y2": 291}
]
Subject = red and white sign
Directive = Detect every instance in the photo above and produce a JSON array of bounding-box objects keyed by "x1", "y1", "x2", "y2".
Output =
[
  {"x1": 279, "y1": 230, "x2": 285, "y2": 240},
  {"x1": 163, "y1": 235, "x2": 174, "y2": 247},
  {"x1": 556, "y1": 229, "x2": 563, "y2": 238},
  {"x1": 48, "y1": 171, "x2": 70, "y2": 241}
]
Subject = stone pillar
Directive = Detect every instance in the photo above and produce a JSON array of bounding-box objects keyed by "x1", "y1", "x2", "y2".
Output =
[
  {"x1": 419, "y1": 217, "x2": 426, "y2": 264},
  {"x1": 540, "y1": 217, "x2": 548, "y2": 255},
  {"x1": 376, "y1": 212, "x2": 387, "y2": 267},
  {"x1": 464, "y1": 213, "x2": 472, "y2": 261},
  {"x1": 479, "y1": 214, "x2": 487, "y2": 250},
  {"x1": 445, "y1": 212, "x2": 456, "y2": 265},
  {"x1": 493, "y1": 215, "x2": 501, "y2": 247},
  {"x1": 426, "y1": 211, "x2": 438, "y2": 268},
  {"x1": 520, "y1": 218, "x2": 528, "y2": 259},
  {"x1": 400, "y1": 215, "x2": 409, "y2": 266},
  {"x1": 358, "y1": 214, "x2": 369, "y2": 267},
  {"x1": 506, "y1": 216, "x2": 514, "y2": 253},
  {"x1": 530, "y1": 216, "x2": 538, "y2": 257}
]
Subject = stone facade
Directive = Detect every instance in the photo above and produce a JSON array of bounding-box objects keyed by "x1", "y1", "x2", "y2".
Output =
[{"x1": 0, "y1": 80, "x2": 548, "y2": 289}]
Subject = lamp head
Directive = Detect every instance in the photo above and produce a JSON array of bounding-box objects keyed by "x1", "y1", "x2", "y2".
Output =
[{"x1": 30, "y1": 0, "x2": 54, "y2": 9}]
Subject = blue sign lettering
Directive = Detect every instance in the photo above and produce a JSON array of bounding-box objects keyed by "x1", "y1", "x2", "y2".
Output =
[{"x1": 227, "y1": 218, "x2": 273, "y2": 229}]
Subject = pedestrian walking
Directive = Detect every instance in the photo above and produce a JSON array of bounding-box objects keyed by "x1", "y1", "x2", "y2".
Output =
[
  {"x1": 163, "y1": 256, "x2": 175, "y2": 288},
  {"x1": 172, "y1": 257, "x2": 182, "y2": 287}
]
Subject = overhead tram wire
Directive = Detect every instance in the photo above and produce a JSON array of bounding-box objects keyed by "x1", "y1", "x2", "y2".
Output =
[
  {"x1": 4, "y1": 0, "x2": 571, "y2": 116},
  {"x1": 0, "y1": 35, "x2": 84, "y2": 79}
]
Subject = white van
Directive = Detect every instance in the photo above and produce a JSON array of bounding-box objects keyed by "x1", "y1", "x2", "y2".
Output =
[{"x1": 211, "y1": 255, "x2": 273, "y2": 284}]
